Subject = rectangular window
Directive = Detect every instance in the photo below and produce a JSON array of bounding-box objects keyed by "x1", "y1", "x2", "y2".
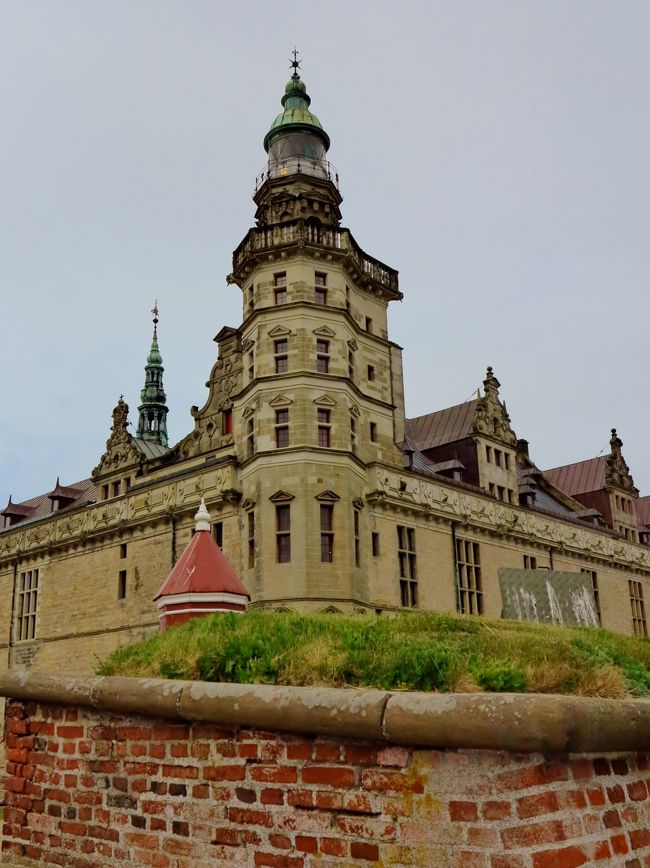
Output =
[
  {"x1": 494, "y1": 450, "x2": 502, "y2": 468},
  {"x1": 320, "y1": 504, "x2": 334, "y2": 563},
  {"x1": 365, "y1": 317, "x2": 373, "y2": 333},
  {"x1": 350, "y1": 415, "x2": 357, "y2": 452},
  {"x1": 248, "y1": 511, "x2": 255, "y2": 568},
  {"x1": 581, "y1": 568, "x2": 601, "y2": 625},
  {"x1": 112, "y1": 480, "x2": 121, "y2": 498},
  {"x1": 497, "y1": 485, "x2": 505, "y2": 502},
  {"x1": 248, "y1": 351, "x2": 254, "y2": 381},
  {"x1": 504, "y1": 452, "x2": 511, "y2": 470},
  {"x1": 102, "y1": 483, "x2": 109, "y2": 501},
  {"x1": 315, "y1": 271, "x2": 327, "y2": 304},
  {"x1": 524, "y1": 555, "x2": 537, "y2": 570},
  {"x1": 118, "y1": 570, "x2": 127, "y2": 600},
  {"x1": 317, "y1": 409, "x2": 331, "y2": 448},
  {"x1": 274, "y1": 339, "x2": 288, "y2": 374},
  {"x1": 367, "y1": 365, "x2": 375, "y2": 382},
  {"x1": 397, "y1": 526, "x2": 417, "y2": 607},
  {"x1": 120, "y1": 543, "x2": 127, "y2": 559},
  {"x1": 276, "y1": 505, "x2": 291, "y2": 563},
  {"x1": 17, "y1": 569, "x2": 39, "y2": 641},
  {"x1": 348, "y1": 349, "x2": 354, "y2": 380},
  {"x1": 247, "y1": 418, "x2": 255, "y2": 458},
  {"x1": 213, "y1": 522, "x2": 223, "y2": 548},
  {"x1": 275, "y1": 409, "x2": 289, "y2": 448},
  {"x1": 354, "y1": 508, "x2": 361, "y2": 567},
  {"x1": 248, "y1": 284, "x2": 255, "y2": 313},
  {"x1": 456, "y1": 539, "x2": 483, "y2": 615},
  {"x1": 486, "y1": 446, "x2": 492, "y2": 463},
  {"x1": 274, "y1": 272, "x2": 287, "y2": 305},
  {"x1": 629, "y1": 580, "x2": 647, "y2": 637},
  {"x1": 223, "y1": 409, "x2": 233, "y2": 435},
  {"x1": 370, "y1": 422, "x2": 377, "y2": 442},
  {"x1": 371, "y1": 531, "x2": 380, "y2": 557},
  {"x1": 316, "y1": 339, "x2": 329, "y2": 374}
]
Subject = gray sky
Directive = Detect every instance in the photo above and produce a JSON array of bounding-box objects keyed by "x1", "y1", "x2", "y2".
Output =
[{"x1": 2, "y1": 0, "x2": 650, "y2": 504}]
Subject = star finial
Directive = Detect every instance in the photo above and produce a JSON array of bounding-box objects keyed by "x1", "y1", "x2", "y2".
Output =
[
  {"x1": 289, "y1": 48, "x2": 301, "y2": 76},
  {"x1": 152, "y1": 300, "x2": 159, "y2": 336}
]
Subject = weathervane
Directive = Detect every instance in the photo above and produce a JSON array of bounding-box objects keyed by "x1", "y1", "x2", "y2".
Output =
[
  {"x1": 289, "y1": 48, "x2": 301, "y2": 75},
  {"x1": 152, "y1": 300, "x2": 159, "y2": 336}
]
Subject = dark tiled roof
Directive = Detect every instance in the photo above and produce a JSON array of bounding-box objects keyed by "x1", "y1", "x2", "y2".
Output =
[
  {"x1": 1, "y1": 478, "x2": 96, "y2": 532},
  {"x1": 544, "y1": 457, "x2": 606, "y2": 497},
  {"x1": 406, "y1": 400, "x2": 477, "y2": 451}
]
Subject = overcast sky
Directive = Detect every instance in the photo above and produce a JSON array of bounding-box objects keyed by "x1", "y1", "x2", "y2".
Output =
[{"x1": 2, "y1": 1, "x2": 649, "y2": 505}]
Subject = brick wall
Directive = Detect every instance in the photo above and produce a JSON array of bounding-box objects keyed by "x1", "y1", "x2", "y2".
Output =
[{"x1": 3, "y1": 699, "x2": 650, "y2": 867}]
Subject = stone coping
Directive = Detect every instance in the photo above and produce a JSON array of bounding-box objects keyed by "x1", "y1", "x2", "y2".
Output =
[{"x1": 1, "y1": 672, "x2": 650, "y2": 754}]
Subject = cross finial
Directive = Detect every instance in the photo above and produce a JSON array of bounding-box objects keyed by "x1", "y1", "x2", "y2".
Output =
[
  {"x1": 289, "y1": 48, "x2": 301, "y2": 76},
  {"x1": 152, "y1": 300, "x2": 159, "y2": 335}
]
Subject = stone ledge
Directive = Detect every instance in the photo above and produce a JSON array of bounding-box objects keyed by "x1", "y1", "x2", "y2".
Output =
[{"x1": 1, "y1": 671, "x2": 649, "y2": 753}]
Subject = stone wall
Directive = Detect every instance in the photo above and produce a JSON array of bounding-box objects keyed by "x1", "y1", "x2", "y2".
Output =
[{"x1": 1, "y1": 675, "x2": 650, "y2": 866}]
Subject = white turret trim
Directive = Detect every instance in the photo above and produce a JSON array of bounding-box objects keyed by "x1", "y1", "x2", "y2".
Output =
[{"x1": 194, "y1": 497, "x2": 211, "y2": 533}]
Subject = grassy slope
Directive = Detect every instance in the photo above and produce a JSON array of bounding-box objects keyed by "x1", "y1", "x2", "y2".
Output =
[{"x1": 97, "y1": 611, "x2": 650, "y2": 698}]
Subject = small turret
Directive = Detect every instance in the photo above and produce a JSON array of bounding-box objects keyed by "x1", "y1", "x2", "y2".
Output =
[{"x1": 136, "y1": 302, "x2": 169, "y2": 447}]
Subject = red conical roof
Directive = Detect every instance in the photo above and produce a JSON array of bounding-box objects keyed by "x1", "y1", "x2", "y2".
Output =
[{"x1": 155, "y1": 529, "x2": 249, "y2": 600}]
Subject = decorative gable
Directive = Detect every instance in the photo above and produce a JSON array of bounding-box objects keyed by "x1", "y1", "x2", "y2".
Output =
[
  {"x1": 315, "y1": 490, "x2": 340, "y2": 502},
  {"x1": 267, "y1": 325, "x2": 293, "y2": 338},
  {"x1": 93, "y1": 397, "x2": 144, "y2": 479},
  {"x1": 471, "y1": 367, "x2": 517, "y2": 447},
  {"x1": 605, "y1": 429, "x2": 637, "y2": 493},
  {"x1": 313, "y1": 394, "x2": 337, "y2": 407}
]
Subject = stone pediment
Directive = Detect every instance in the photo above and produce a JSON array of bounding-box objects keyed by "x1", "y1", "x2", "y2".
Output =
[
  {"x1": 269, "y1": 490, "x2": 295, "y2": 503},
  {"x1": 313, "y1": 394, "x2": 337, "y2": 407},
  {"x1": 267, "y1": 325, "x2": 293, "y2": 338},
  {"x1": 269, "y1": 394, "x2": 293, "y2": 407},
  {"x1": 315, "y1": 490, "x2": 340, "y2": 502},
  {"x1": 313, "y1": 325, "x2": 336, "y2": 338}
]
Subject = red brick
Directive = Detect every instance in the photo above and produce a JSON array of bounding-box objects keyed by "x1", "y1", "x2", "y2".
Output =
[
  {"x1": 630, "y1": 829, "x2": 650, "y2": 848},
  {"x1": 482, "y1": 800, "x2": 512, "y2": 820},
  {"x1": 251, "y1": 765, "x2": 298, "y2": 784},
  {"x1": 261, "y1": 788, "x2": 285, "y2": 805},
  {"x1": 345, "y1": 745, "x2": 377, "y2": 765},
  {"x1": 610, "y1": 834, "x2": 629, "y2": 856},
  {"x1": 161, "y1": 764, "x2": 197, "y2": 779},
  {"x1": 313, "y1": 742, "x2": 341, "y2": 762},
  {"x1": 321, "y1": 837, "x2": 348, "y2": 857},
  {"x1": 606, "y1": 784, "x2": 625, "y2": 803},
  {"x1": 501, "y1": 820, "x2": 566, "y2": 849},
  {"x1": 152, "y1": 725, "x2": 190, "y2": 740},
  {"x1": 56, "y1": 725, "x2": 84, "y2": 738},
  {"x1": 517, "y1": 791, "x2": 559, "y2": 819},
  {"x1": 315, "y1": 790, "x2": 343, "y2": 810},
  {"x1": 286, "y1": 741, "x2": 311, "y2": 761},
  {"x1": 492, "y1": 856, "x2": 525, "y2": 868},
  {"x1": 86, "y1": 824, "x2": 119, "y2": 842},
  {"x1": 586, "y1": 787, "x2": 605, "y2": 806},
  {"x1": 254, "y1": 854, "x2": 304, "y2": 867},
  {"x1": 213, "y1": 827, "x2": 240, "y2": 845},
  {"x1": 238, "y1": 742, "x2": 259, "y2": 759},
  {"x1": 302, "y1": 766, "x2": 355, "y2": 787},
  {"x1": 296, "y1": 835, "x2": 318, "y2": 853},
  {"x1": 496, "y1": 762, "x2": 569, "y2": 793},
  {"x1": 377, "y1": 746, "x2": 410, "y2": 767},
  {"x1": 203, "y1": 764, "x2": 246, "y2": 781},
  {"x1": 287, "y1": 789, "x2": 313, "y2": 808},
  {"x1": 532, "y1": 846, "x2": 588, "y2": 868},
  {"x1": 269, "y1": 833, "x2": 292, "y2": 849},
  {"x1": 628, "y1": 781, "x2": 647, "y2": 801},
  {"x1": 228, "y1": 807, "x2": 273, "y2": 828},
  {"x1": 350, "y1": 841, "x2": 380, "y2": 861},
  {"x1": 449, "y1": 800, "x2": 479, "y2": 822},
  {"x1": 570, "y1": 759, "x2": 593, "y2": 781},
  {"x1": 603, "y1": 809, "x2": 621, "y2": 829}
]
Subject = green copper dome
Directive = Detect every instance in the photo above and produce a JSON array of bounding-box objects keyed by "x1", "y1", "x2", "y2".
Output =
[
  {"x1": 264, "y1": 72, "x2": 330, "y2": 154},
  {"x1": 147, "y1": 333, "x2": 162, "y2": 366}
]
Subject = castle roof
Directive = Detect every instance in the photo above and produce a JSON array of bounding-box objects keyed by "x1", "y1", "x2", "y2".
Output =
[
  {"x1": 406, "y1": 400, "x2": 478, "y2": 451},
  {"x1": 1, "y1": 478, "x2": 95, "y2": 530},
  {"x1": 544, "y1": 458, "x2": 607, "y2": 497}
]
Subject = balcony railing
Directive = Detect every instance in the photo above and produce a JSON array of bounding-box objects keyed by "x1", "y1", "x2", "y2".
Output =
[
  {"x1": 254, "y1": 158, "x2": 340, "y2": 193},
  {"x1": 233, "y1": 224, "x2": 399, "y2": 294}
]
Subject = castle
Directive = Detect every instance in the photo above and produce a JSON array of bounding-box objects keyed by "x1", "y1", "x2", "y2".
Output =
[{"x1": 2, "y1": 58, "x2": 649, "y2": 675}]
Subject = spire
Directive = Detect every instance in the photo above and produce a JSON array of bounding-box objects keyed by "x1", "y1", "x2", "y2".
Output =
[
  {"x1": 136, "y1": 302, "x2": 169, "y2": 447},
  {"x1": 263, "y1": 52, "x2": 331, "y2": 179}
]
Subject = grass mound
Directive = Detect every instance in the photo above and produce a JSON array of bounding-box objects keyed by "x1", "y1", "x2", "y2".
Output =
[{"x1": 97, "y1": 611, "x2": 650, "y2": 698}]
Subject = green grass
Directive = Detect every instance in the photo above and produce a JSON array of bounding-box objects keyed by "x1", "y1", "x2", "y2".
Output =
[{"x1": 96, "y1": 611, "x2": 650, "y2": 698}]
